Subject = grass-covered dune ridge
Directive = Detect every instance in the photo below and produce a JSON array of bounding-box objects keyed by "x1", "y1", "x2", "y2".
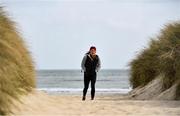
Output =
[
  {"x1": 0, "y1": 7, "x2": 36, "y2": 114},
  {"x1": 129, "y1": 21, "x2": 180, "y2": 100}
]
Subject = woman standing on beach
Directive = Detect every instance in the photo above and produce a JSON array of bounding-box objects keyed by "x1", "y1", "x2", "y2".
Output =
[{"x1": 81, "y1": 46, "x2": 101, "y2": 101}]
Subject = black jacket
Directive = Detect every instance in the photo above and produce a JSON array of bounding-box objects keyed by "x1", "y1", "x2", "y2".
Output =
[{"x1": 81, "y1": 54, "x2": 101, "y2": 73}]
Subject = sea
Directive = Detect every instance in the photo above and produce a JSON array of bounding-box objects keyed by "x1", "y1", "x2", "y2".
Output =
[{"x1": 36, "y1": 69, "x2": 131, "y2": 95}]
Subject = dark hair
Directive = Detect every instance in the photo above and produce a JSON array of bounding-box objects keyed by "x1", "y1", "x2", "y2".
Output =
[
  {"x1": 90, "y1": 46, "x2": 96, "y2": 51},
  {"x1": 85, "y1": 46, "x2": 96, "y2": 55}
]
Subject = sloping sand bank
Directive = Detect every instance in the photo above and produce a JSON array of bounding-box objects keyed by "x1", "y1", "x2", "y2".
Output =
[{"x1": 12, "y1": 90, "x2": 180, "y2": 116}]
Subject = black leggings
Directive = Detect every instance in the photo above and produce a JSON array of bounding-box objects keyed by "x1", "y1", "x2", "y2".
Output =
[{"x1": 83, "y1": 72, "x2": 97, "y2": 99}]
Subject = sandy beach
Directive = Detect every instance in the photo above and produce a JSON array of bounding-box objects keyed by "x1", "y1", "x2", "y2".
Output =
[{"x1": 11, "y1": 90, "x2": 180, "y2": 116}]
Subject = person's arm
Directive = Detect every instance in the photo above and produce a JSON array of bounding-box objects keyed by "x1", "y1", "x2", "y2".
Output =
[
  {"x1": 81, "y1": 55, "x2": 87, "y2": 72},
  {"x1": 96, "y1": 56, "x2": 101, "y2": 72}
]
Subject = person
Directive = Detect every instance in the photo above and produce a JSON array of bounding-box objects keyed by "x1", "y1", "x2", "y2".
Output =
[{"x1": 81, "y1": 46, "x2": 101, "y2": 101}]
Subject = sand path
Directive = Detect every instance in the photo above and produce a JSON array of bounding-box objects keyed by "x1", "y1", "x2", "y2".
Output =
[{"x1": 12, "y1": 91, "x2": 180, "y2": 116}]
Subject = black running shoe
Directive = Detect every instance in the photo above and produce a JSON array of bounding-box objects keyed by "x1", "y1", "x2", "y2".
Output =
[{"x1": 82, "y1": 96, "x2": 86, "y2": 101}]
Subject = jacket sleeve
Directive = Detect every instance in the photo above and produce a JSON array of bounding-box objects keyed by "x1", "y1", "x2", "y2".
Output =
[
  {"x1": 96, "y1": 56, "x2": 101, "y2": 72},
  {"x1": 81, "y1": 55, "x2": 87, "y2": 72}
]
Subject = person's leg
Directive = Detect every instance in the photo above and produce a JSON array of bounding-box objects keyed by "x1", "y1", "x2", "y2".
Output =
[
  {"x1": 83, "y1": 73, "x2": 90, "y2": 100},
  {"x1": 91, "y1": 73, "x2": 97, "y2": 100}
]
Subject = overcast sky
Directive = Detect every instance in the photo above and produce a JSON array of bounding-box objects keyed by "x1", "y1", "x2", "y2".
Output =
[{"x1": 1, "y1": 0, "x2": 180, "y2": 69}]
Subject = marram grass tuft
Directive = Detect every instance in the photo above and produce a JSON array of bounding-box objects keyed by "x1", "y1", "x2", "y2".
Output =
[
  {"x1": 129, "y1": 21, "x2": 180, "y2": 99},
  {"x1": 0, "y1": 7, "x2": 36, "y2": 114}
]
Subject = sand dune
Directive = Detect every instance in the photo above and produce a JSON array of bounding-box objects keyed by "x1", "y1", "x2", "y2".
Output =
[
  {"x1": 128, "y1": 76, "x2": 178, "y2": 100},
  {"x1": 12, "y1": 90, "x2": 180, "y2": 116}
]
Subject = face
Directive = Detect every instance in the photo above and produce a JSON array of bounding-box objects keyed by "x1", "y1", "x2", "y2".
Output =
[{"x1": 90, "y1": 49, "x2": 96, "y2": 56}]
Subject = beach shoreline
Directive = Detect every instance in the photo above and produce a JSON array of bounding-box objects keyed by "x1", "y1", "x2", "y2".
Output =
[
  {"x1": 38, "y1": 89, "x2": 131, "y2": 96},
  {"x1": 12, "y1": 90, "x2": 180, "y2": 116}
]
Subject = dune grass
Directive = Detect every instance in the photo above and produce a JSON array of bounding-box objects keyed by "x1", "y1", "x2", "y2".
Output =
[
  {"x1": 129, "y1": 21, "x2": 180, "y2": 99},
  {"x1": 0, "y1": 7, "x2": 36, "y2": 114}
]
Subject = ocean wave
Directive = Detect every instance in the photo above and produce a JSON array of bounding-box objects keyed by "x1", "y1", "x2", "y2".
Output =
[{"x1": 37, "y1": 88, "x2": 131, "y2": 94}]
